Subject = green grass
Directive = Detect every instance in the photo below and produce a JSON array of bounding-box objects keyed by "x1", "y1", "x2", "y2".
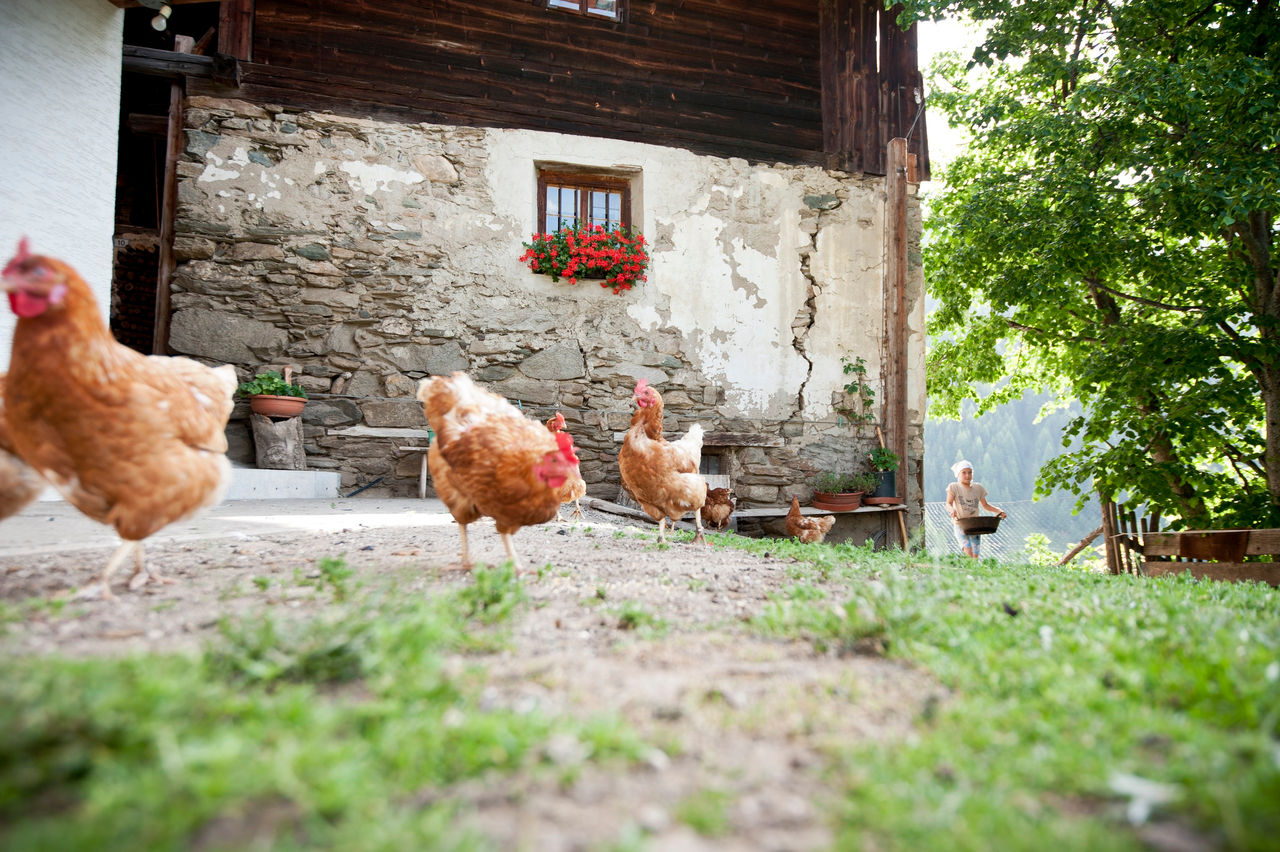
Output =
[
  {"x1": 0, "y1": 572, "x2": 646, "y2": 851},
  {"x1": 732, "y1": 541, "x2": 1280, "y2": 851}
]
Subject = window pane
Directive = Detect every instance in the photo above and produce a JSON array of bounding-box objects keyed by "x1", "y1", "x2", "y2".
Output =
[
  {"x1": 588, "y1": 189, "x2": 621, "y2": 229},
  {"x1": 548, "y1": 0, "x2": 581, "y2": 10},
  {"x1": 587, "y1": 0, "x2": 617, "y2": 17},
  {"x1": 546, "y1": 185, "x2": 579, "y2": 231}
]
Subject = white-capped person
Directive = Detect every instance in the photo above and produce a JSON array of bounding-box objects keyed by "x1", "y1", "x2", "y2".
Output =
[{"x1": 946, "y1": 460, "x2": 1006, "y2": 558}]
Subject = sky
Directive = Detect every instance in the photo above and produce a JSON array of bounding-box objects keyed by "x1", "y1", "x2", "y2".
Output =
[{"x1": 916, "y1": 16, "x2": 983, "y2": 169}]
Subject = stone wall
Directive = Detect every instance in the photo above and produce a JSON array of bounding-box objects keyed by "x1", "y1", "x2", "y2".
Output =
[{"x1": 168, "y1": 97, "x2": 926, "y2": 521}]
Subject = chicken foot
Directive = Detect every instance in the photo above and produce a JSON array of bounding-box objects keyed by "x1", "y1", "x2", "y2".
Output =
[
  {"x1": 73, "y1": 540, "x2": 150, "y2": 600},
  {"x1": 499, "y1": 533, "x2": 530, "y2": 575},
  {"x1": 127, "y1": 544, "x2": 175, "y2": 590}
]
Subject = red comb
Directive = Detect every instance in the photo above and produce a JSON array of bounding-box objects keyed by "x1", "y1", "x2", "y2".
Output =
[
  {"x1": 555, "y1": 430, "x2": 579, "y2": 464},
  {"x1": 634, "y1": 379, "x2": 648, "y2": 394},
  {"x1": 2, "y1": 236, "x2": 31, "y2": 278},
  {"x1": 552, "y1": 411, "x2": 566, "y2": 430}
]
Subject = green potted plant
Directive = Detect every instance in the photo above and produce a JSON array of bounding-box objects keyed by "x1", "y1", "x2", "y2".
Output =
[
  {"x1": 865, "y1": 446, "x2": 902, "y2": 505},
  {"x1": 237, "y1": 368, "x2": 307, "y2": 418},
  {"x1": 812, "y1": 470, "x2": 878, "y2": 511}
]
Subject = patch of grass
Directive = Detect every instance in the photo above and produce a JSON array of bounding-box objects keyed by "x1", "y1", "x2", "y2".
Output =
[
  {"x1": 0, "y1": 581, "x2": 649, "y2": 851},
  {"x1": 457, "y1": 562, "x2": 526, "y2": 625},
  {"x1": 612, "y1": 601, "x2": 668, "y2": 637},
  {"x1": 674, "y1": 787, "x2": 732, "y2": 836},
  {"x1": 740, "y1": 547, "x2": 1280, "y2": 849},
  {"x1": 251, "y1": 576, "x2": 271, "y2": 592}
]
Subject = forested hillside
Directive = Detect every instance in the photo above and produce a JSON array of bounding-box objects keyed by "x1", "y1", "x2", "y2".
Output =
[{"x1": 925, "y1": 394, "x2": 1100, "y2": 552}]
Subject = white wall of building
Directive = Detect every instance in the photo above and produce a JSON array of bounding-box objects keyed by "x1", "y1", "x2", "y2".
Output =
[{"x1": 0, "y1": 0, "x2": 122, "y2": 370}]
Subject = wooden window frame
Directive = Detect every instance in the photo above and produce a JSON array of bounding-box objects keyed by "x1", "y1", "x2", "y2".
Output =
[
  {"x1": 537, "y1": 170, "x2": 633, "y2": 233},
  {"x1": 542, "y1": 0, "x2": 623, "y2": 22}
]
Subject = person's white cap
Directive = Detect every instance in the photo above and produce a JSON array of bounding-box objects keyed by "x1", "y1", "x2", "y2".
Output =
[{"x1": 951, "y1": 460, "x2": 973, "y2": 476}]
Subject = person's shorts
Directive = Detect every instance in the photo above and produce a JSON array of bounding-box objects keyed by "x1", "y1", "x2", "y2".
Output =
[{"x1": 953, "y1": 524, "x2": 981, "y2": 556}]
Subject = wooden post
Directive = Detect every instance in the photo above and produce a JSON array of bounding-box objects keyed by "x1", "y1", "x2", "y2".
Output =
[
  {"x1": 152, "y1": 35, "x2": 193, "y2": 355},
  {"x1": 883, "y1": 137, "x2": 910, "y2": 546}
]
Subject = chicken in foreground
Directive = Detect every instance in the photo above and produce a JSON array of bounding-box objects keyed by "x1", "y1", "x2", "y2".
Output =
[
  {"x1": 700, "y1": 483, "x2": 735, "y2": 532},
  {"x1": 545, "y1": 411, "x2": 587, "y2": 521},
  {"x1": 617, "y1": 379, "x2": 708, "y2": 545},
  {"x1": 786, "y1": 496, "x2": 835, "y2": 544},
  {"x1": 0, "y1": 373, "x2": 45, "y2": 520},
  {"x1": 1, "y1": 239, "x2": 237, "y2": 597},
  {"x1": 418, "y1": 372, "x2": 580, "y2": 572}
]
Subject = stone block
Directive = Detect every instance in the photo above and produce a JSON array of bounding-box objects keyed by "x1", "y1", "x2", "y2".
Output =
[
  {"x1": 520, "y1": 343, "x2": 586, "y2": 380},
  {"x1": 362, "y1": 399, "x2": 428, "y2": 429},
  {"x1": 167, "y1": 309, "x2": 288, "y2": 364}
]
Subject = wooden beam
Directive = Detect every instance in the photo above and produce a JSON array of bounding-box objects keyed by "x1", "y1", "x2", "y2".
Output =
[
  {"x1": 1141, "y1": 529, "x2": 1280, "y2": 558},
  {"x1": 153, "y1": 35, "x2": 192, "y2": 356},
  {"x1": 1143, "y1": 561, "x2": 1280, "y2": 586},
  {"x1": 703, "y1": 432, "x2": 785, "y2": 447},
  {"x1": 882, "y1": 137, "x2": 909, "y2": 544}
]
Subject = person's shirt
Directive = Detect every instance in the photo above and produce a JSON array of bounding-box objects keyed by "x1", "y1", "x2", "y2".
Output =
[{"x1": 947, "y1": 481, "x2": 988, "y2": 519}]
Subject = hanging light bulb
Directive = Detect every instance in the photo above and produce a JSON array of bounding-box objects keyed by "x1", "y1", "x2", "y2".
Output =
[{"x1": 150, "y1": 3, "x2": 172, "y2": 31}]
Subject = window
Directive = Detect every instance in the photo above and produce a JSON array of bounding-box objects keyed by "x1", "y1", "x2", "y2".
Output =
[
  {"x1": 538, "y1": 171, "x2": 632, "y2": 233},
  {"x1": 546, "y1": 0, "x2": 620, "y2": 21}
]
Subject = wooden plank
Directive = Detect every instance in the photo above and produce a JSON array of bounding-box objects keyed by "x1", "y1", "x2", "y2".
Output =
[
  {"x1": 883, "y1": 136, "x2": 909, "y2": 535},
  {"x1": 1144, "y1": 529, "x2": 1280, "y2": 558},
  {"x1": 152, "y1": 35, "x2": 193, "y2": 356},
  {"x1": 219, "y1": 0, "x2": 255, "y2": 62},
  {"x1": 1143, "y1": 561, "x2": 1280, "y2": 586},
  {"x1": 703, "y1": 432, "x2": 785, "y2": 447},
  {"x1": 232, "y1": 0, "x2": 926, "y2": 170},
  {"x1": 737, "y1": 504, "x2": 906, "y2": 519}
]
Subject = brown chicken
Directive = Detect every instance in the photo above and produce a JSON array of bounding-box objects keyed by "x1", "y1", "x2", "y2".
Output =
[
  {"x1": 545, "y1": 411, "x2": 587, "y2": 521},
  {"x1": 700, "y1": 484, "x2": 736, "y2": 532},
  {"x1": 0, "y1": 373, "x2": 45, "y2": 520},
  {"x1": 418, "y1": 371, "x2": 580, "y2": 572},
  {"x1": 1, "y1": 239, "x2": 237, "y2": 597},
  {"x1": 617, "y1": 379, "x2": 707, "y2": 545},
  {"x1": 786, "y1": 496, "x2": 835, "y2": 544}
]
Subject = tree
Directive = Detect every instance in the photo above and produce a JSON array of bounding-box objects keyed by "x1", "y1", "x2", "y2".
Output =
[{"x1": 904, "y1": 0, "x2": 1280, "y2": 527}]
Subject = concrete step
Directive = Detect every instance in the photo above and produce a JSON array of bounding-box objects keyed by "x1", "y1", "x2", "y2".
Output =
[{"x1": 38, "y1": 467, "x2": 341, "y2": 503}]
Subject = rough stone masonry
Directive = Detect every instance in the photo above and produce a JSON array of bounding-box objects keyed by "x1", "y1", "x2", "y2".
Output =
[{"x1": 165, "y1": 96, "x2": 925, "y2": 525}]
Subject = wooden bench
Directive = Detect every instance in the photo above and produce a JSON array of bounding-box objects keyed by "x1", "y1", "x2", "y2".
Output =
[
  {"x1": 398, "y1": 446, "x2": 431, "y2": 499},
  {"x1": 1139, "y1": 528, "x2": 1280, "y2": 585}
]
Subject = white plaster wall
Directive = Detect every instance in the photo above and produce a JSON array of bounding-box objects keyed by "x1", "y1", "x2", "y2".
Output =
[
  {"x1": 0, "y1": 0, "x2": 122, "y2": 370},
  {"x1": 484, "y1": 129, "x2": 883, "y2": 421}
]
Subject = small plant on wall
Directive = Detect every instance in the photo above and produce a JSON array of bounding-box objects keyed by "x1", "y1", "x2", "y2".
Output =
[
  {"x1": 834, "y1": 354, "x2": 876, "y2": 426},
  {"x1": 519, "y1": 224, "x2": 649, "y2": 294}
]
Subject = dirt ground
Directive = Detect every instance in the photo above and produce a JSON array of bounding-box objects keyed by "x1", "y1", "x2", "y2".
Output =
[{"x1": 0, "y1": 500, "x2": 943, "y2": 851}]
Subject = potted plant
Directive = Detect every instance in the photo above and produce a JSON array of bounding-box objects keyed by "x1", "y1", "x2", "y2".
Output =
[
  {"x1": 864, "y1": 446, "x2": 902, "y2": 505},
  {"x1": 811, "y1": 470, "x2": 878, "y2": 511},
  {"x1": 519, "y1": 223, "x2": 650, "y2": 294},
  {"x1": 237, "y1": 368, "x2": 307, "y2": 418}
]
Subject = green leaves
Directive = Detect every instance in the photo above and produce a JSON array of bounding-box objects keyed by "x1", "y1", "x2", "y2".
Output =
[
  {"x1": 914, "y1": 0, "x2": 1280, "y2": 525},
  {"x1": 235, "y1": 370, "x2": 307, "y2": 399}
]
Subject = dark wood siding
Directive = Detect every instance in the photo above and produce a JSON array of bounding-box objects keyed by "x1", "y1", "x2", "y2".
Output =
[{"x1": 194, "y1": 0, "x2": 927, "y2": 175}]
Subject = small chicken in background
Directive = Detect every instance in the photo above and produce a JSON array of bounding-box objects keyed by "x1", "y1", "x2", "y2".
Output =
[
  {"x1": 786, "y1": 496, "x2": 835, "y2": 544},
  {"x1": 418, "y1": 372, "x2": 580, "y2": 572},
  {"x1": 545, "y1": 411, "x2": 587, "y2": 521},
  {"x1": 700, "y1": 483, "x2": 735, "y2": 533},
  {"x1": 0, "y1": 373, "x2": 46, "y2": 521},
  {"x1": 1, "y1": 238, "x2": 237, "y2": 597},
  {"x1": 617, "y1": 379, "x2": 708, "y2": 545}
]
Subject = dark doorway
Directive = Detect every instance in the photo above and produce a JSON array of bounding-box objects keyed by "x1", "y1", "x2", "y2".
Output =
[{"x1": 111, "y1": 2, "x2": 222, "y2": 355}]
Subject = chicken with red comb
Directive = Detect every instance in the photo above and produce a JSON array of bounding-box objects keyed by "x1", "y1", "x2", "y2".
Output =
[
  {"x1": 545, "y1": 410, "x2": 587, "y2": 521},
  {"x1": 618, "y1": 378, "x2": 708, "y2": 545},
  {"x1": 418, "y1": 372, "x2": 580, "y2": 572},
  {"x1": 1, "y1": 238, "x2": 237, "y2": 598}
]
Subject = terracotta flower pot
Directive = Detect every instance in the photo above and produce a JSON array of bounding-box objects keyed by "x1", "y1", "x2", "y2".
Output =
[
  {"x1": 811, "y1": 491, "x2": 864, "y2": 511},
  {"x1": 249, "y1": 394, "x2": 306, "y2": 418}
]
